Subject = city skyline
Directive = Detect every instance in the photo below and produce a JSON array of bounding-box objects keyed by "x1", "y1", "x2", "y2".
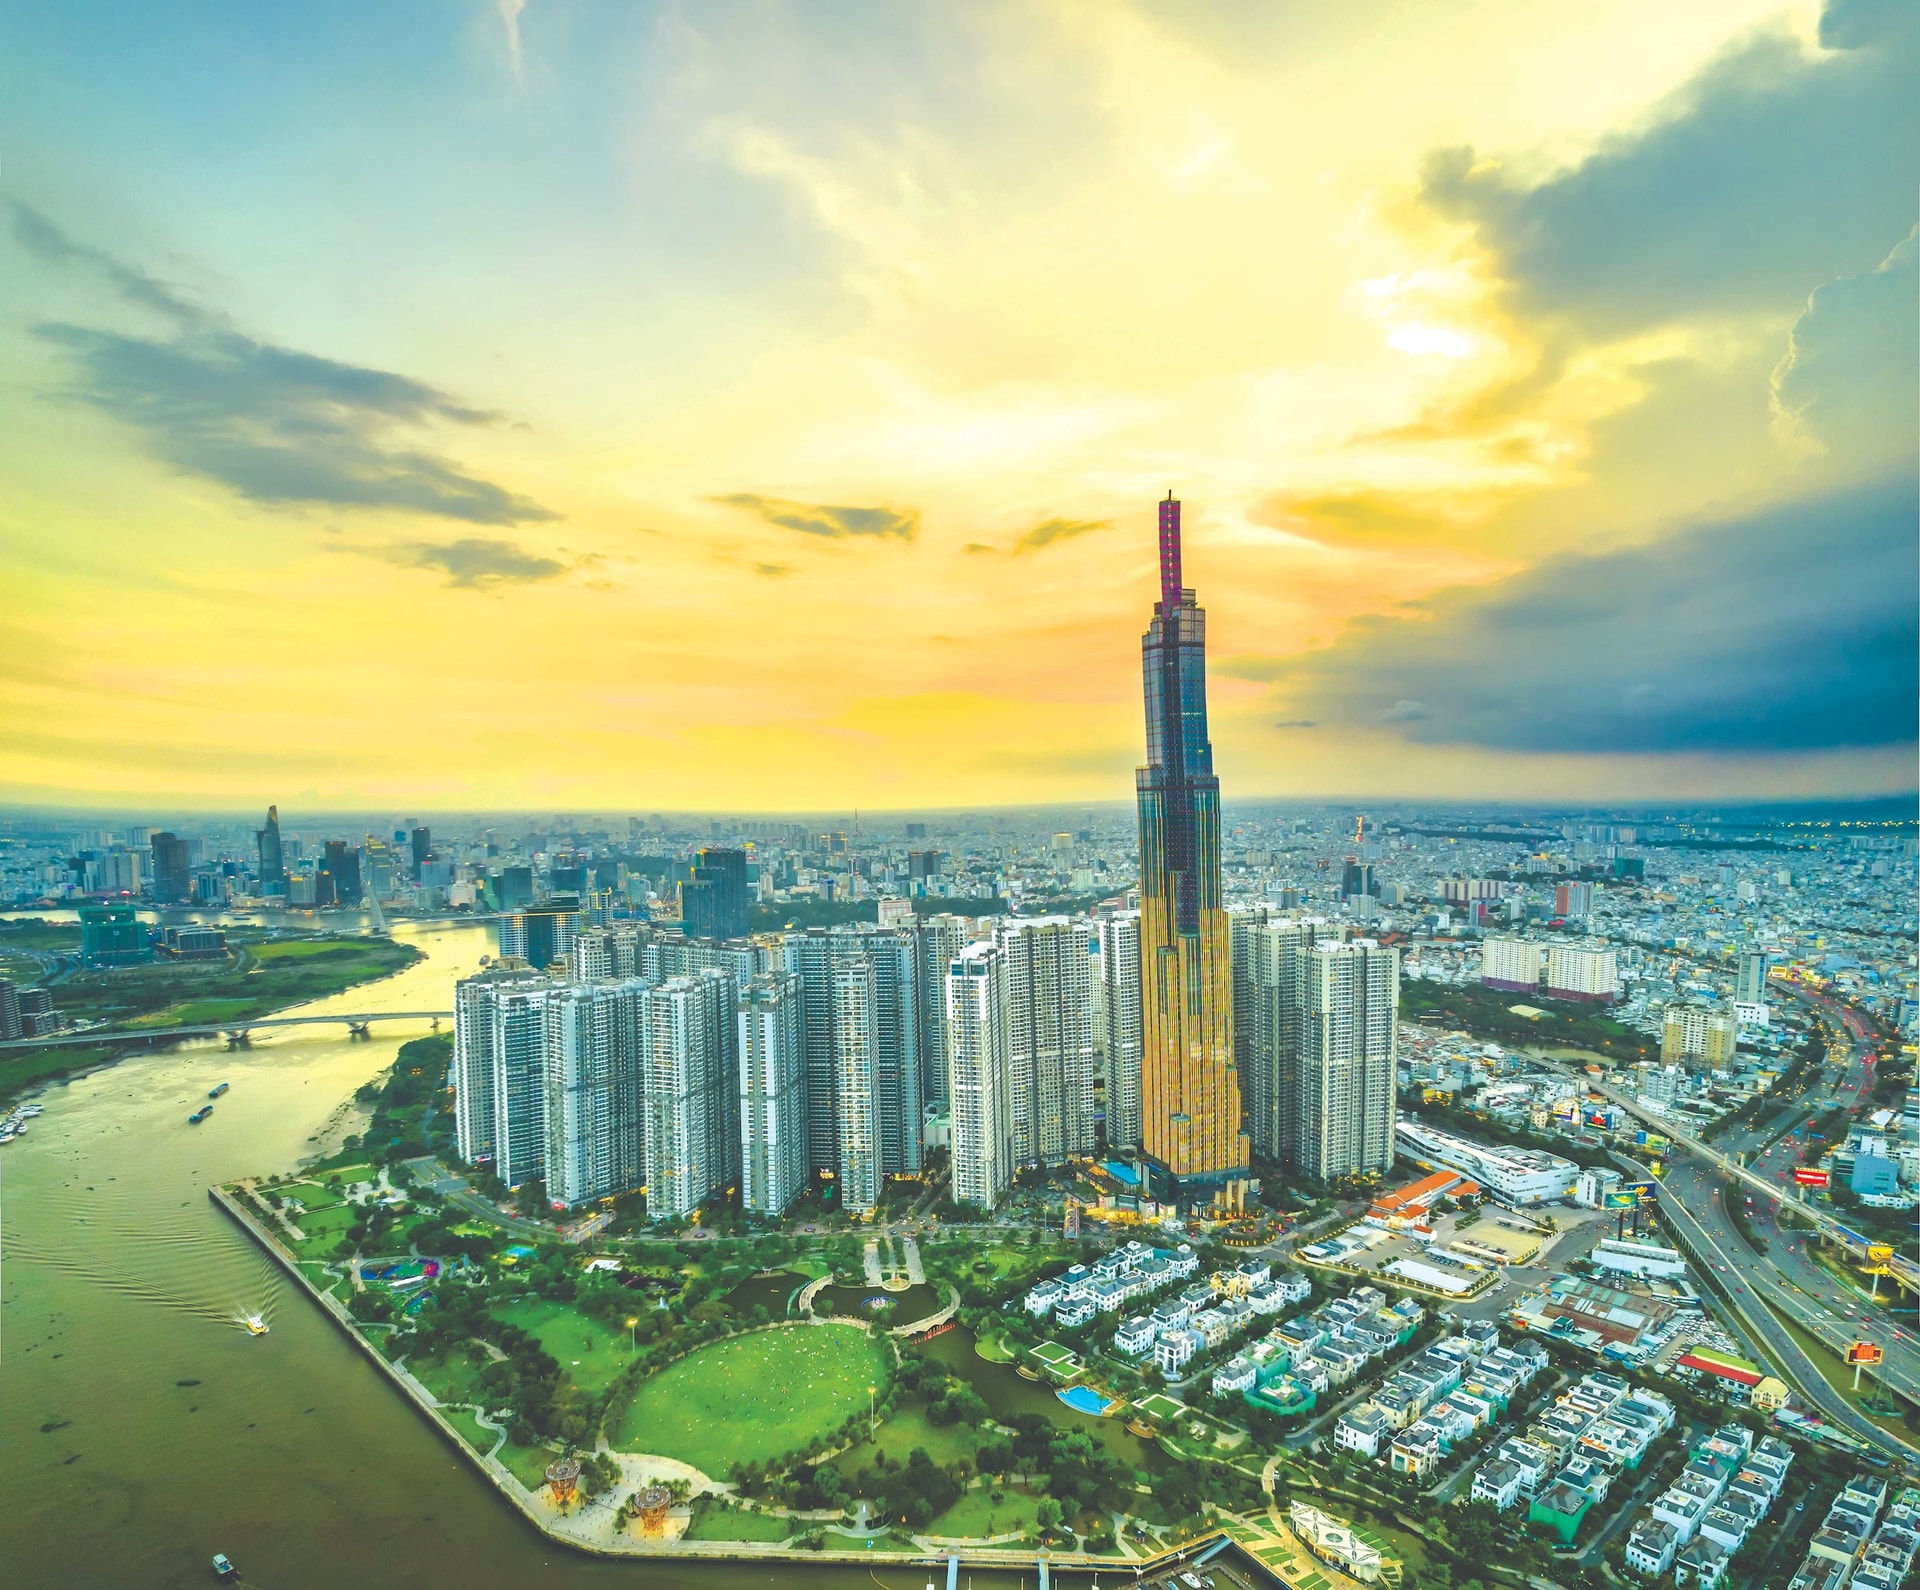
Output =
[{"x1": 3, "y1": 2, "x2": 1914, "y2": 813}]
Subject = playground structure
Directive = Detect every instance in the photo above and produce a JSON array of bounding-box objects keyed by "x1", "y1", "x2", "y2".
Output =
[{"x1": 544, "y1": 1457, "x2": 581, "y2": 1507}]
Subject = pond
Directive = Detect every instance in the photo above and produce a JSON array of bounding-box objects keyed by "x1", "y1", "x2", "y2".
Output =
[
  {"x1": 808, "y1": 1281, "x2": 944, "y2": 1324},
  {"x1": 913, "y1": 1327, "x2": 1167, "y2": 1477},
  {"x1": 726, "y1": 1269, "x2": 809, "y2": 1318}
]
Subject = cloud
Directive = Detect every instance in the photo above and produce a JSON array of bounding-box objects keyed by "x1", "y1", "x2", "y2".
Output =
[
  {"x1": 385, "y1": 538, "x2": 568, "y2": 589},
  {"x1": 715, "y1": 492, "x2": 918, "y2": 540},
  {"x1": 14, "y1": 207, "x2": 553, "y2": 526},
  {"x1": 1274, "y1": 478, "x2": 1917, "y2": 754},
  {"x1": 497, "y1": 0, "x2": 527, "y2": 80},
  {"x1": 1250, "y1": 489, "x2": 1468, "y2": 547},
  {"x1": 1013, "y1": 516, "x2": 1109, "y2": 553},
  {"x1": 961, "y1": 542, "x2": 993, "y2": 555},
  {"x1": 755, "y1": 561, "x2": 795, "y2": 577},
  {"x1": 1272, "y1": 719, "x2": 1318, "y2": 730},
  {"x1": 1418, "y1": 2, "x2": 1919, "y2": 339},
  {"x1": 1771, "y1": 226, "x2": 1917, "y2": 467},
  {"x1": 1217, "y1": 654, "x2": 1290, "y2": 683}
]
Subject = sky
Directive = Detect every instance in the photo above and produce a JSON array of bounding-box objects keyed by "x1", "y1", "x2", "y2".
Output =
[{"x1": 1, "y1": 0, "x2": 1914, "y2": 814}]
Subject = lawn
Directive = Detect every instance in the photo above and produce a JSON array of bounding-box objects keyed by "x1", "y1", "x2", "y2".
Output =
[
  {"x1": 499, "y1": 1437, "x2": 562, "y2": 1491},
  {"x1": 840, "y1": 1400, "x2": 977, "y2": 1471},
  {"x1": 285, "y1": 1202, "x2": 359, "y2": 1259},
  {"x1": 612, "y1": 1323, "x2": 886, "y2": 1475},
  {"x1": 405, "y1": 1346, "x2": 491, "y2": 1408},
  {"x1": 253, "y1": 939, "x2": 366, "y2": 961},
  {"x1": 492, "y1": 1296, "x2": 635, "y2": 1396},
  {"x1": 926, "y1": 1482, "x2": 1041, "y2": 1540},
  {"x1": 682, "y1": 1501, "x2": 794, "y2": 1543},
  {"x1": 974, "y1": 1332, "x2": 1018, "y2": 1364},
  {"x1": 125, "y1": 997, "x2": 258, "y2": 1028},
  {"x1": 442, "y1": 1406, "x2": 498, "y2": 1454}
]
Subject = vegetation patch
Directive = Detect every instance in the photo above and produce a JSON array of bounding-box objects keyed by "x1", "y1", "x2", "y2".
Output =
[{"x1": 612, "y1": 1325, "x2": 885, "y2": 1475}]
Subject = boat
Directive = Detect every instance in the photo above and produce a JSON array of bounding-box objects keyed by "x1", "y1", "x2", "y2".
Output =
[
  {"x1": 243, "y1": 1314, "x2": 269, "y2": 1337},
  {"x1": 212, "y1": 1553, "x2": 237, "y2": 1580},
  {"x1": 208, "y1": 1082, "x2": 230, "y2": 1099},
  {"x1": 189, "y1": 1105, "x2": 213, "y2": 1125}
]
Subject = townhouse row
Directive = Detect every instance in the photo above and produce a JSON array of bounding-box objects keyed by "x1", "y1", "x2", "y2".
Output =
[
  {"x1": 1334, "y1": 1321, "x2": 1549, "y2": 1478},
  {"x1": 1785, "y1": 1476, "x2": 1920, "y2": 1590},
  {"x1": 1619, "y1": 1424, "x2": 1796, "y2": 1584}
]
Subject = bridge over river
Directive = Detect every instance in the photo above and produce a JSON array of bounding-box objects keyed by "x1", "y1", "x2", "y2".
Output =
[{"x1": 0, "y1": 1010, "x2": 454, "y2": 1050}]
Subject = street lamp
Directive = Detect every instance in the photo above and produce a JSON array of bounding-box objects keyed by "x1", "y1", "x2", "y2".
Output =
[
  {"x1": 867, "y1": 1383, "x2": 876, "y2": 1438},
  {"x1": 626, "y1": 1316, "x2": 639, "y2": 1352}
]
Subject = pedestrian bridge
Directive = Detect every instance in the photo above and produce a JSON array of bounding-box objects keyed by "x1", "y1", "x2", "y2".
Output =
[{"x1": 0, "y1": 1010, "x2": 454, "y2": 1050}]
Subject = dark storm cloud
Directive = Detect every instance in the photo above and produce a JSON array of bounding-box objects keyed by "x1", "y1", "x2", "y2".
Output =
[
  {"x1": 1418, "y1": 1, "x2": 1919, "y2": 338},
  {"x1": 386, "y1": 538, "x2": 569, "y2": 589},
  {"x1": 1013, "y1": 516, "x2": 1109, "y2": 553},
  {"x1": 715, "y1": 492, "x2": 918, "y2": 540},
  {"x1": 14, "y1": 205, "x2": 554, "y2": 526},
  {"x1": 1276, "y1": 480, "x2": 1918, "y2": 755}
]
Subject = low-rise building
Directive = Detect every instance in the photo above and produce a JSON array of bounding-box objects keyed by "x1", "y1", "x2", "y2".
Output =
[
  {"x1": 1625, "y1": 1519, "x2": 1681, "y2": 1577},
  {"x1": 1335, "y1": 1406, "x2": 1389, "y2": 1459},
  {"x1": 1471, "y1": 1457, "x2": 1523, "y2": 1510}
]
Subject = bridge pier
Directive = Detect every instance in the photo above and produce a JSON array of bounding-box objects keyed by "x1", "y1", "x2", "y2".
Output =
[
  {"x1": 348, "y1": 1021, "x2": 372, "y2": 1039},
  {"x1": 224, "y1": 1030, "x2": 252, "y2": 1049}
]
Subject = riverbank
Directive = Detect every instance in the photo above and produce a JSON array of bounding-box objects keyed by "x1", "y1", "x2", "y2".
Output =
[
  {"x1": 0, "y1": 932, "x2": 421, "y2": 1104},
  {"x1": 210, "y1": 1181, "x2": 1228, "y2": 1577}
]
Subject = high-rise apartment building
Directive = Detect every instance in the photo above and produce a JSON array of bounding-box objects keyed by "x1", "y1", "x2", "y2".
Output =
[
  {"x1": 739, "y1": 971, "x2": 808, "y2": 1216},
  {"x1": 996, "y1": 917, "x2": 1097, "y2": 1167},
  {"x1": 1293, "y1": 939, "x2": 1399, "y2": 1183},
  {"x1": 1662, "y1": 1002, "x2": 1738, "y2": 1068},
  {"x1": 256, "y1": 804, "x2": 285, "y2": 892},
  {"x1": 1233, "y1": 913, "x2": 1347, "y2": 1165},
  {"x1": 915, "y1": 912, "x2": 968, "y2": 1108},
  {"x1": 320, "y1": 840, "x2": 362, "y2": 907},
  {"x1": 1555, "y1": 881, "x2": 1595, "y2": 919},
  {"x1": 640, "y1": 971, "x2": 735, "y2": 1221},
  {"x1": 569, "y1": 924, "x2": 644, "y2": 983},
  {"x1": 1736, "y1": 951, "x2": 1770, "y2": 1006},
  {"x1": 1544, "y1": 944, "x2": 1617, "y2": 1003},
  {"x1": 1093, "y1": 912, "x2": 1142, "y2": 1153},
  {"x1": 1340, "y1": 860, "x2": 1375, "y2": 901},
  {"x1": 1135, "y1": 494, "x2": 1247, "y2": 1198},
  {"x1": 489, "y1": 983, "x2": 554, "y2": 1186},
  {"x1": 1480, "y1": 938, "x2": 1543, "y2": 993},
  {"x1": 832, "y1": 958, "x2": 881, "y2": 1214},
  {"x1": 543, "y1": 979, "x2": 647, "y2": 1207},
  {"x1": 453, "y1": 962, "x2": 548, "y2": 1167},
  {"x1": 948, "y1": 941, "x2": 1011, "y2": 1210},
  {"x1": 149, "y1": 832, "x2": 191, "y2": 903}
]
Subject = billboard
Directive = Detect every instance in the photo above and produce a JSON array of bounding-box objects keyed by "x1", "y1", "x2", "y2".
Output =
[
  {"x1": 1603, "y1": 1189, "x2": 1640, "y2": 1209},
  {"x1": 1793, "y1": 1168, "x2": 1830, "y2": 1188},
  {"x1": 1634, "y1": 1131, "x2": 1670, "y2": 1153},
  {"x1": 1868, "y1": 1245, "x2": 1894, "y2": 1264},
  {"x1": 1584, "y1": 1110, "x2": 1612, "y2": 1129},
  {"x1": 1847, "y1": 1341, "x2": 1884, "y2": 1367}
]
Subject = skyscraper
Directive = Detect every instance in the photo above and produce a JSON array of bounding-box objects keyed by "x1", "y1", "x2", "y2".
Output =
[
  {"x1": 1294, "y1": 939, "x2": 1399, "y2": 1183},
  {"x1": 1736, "y1": 951, "x2": 1770, "y2": 1006},
  {"x1": 915, "y1": 911, "x2": 968, "y2": 1108},
  {"x1": 498, "y1": 902, "x2": 582, "y2": 972},
  {"x1": 1093, "y1": 912, "x2": 1142, "y2": 1153},
  {"x1": 256, "y1": 804, "x2": 285, "y2": 893},
  {"x1": 149, "y1": 831, "x2": 191, "y2": 903},
  {"x1": 640, "y1": 971, "x2": 734, "y2": 1221},
  {"x1": 681, "y1": 847, "x2": 749, "y2": 940},
  {"x1": 489, "y1": 982, "x2": 554, "y2": 1187},
  {"x1": 320, "y1": 839, "x2": 363, "y2": 906},
  {"x1": 947, "y1": 940, "x2": 1011, "y2": 1210},
  {"x1": 1233, "y1": 912, "x2": 1344, "y2": 1164},
  {"x1": 832, "y1": 957, "x2": 881, "y2": 1214},
  {"x1": 1135, "y1": 494, "x2": 1247, "y2": 1199},
  {"x1": 410, "y1": 825, "x2": 432, "y2": 880},
  {"x1": 543, "y1": 979, "x2": 647, "y2": 1207},
  {"x1": 453, "y1": 961, "x2": 548, "y2": 1167},
  {"x1": 739, "y1": 971, "x2": 809, "y2": 1216},
  {"x1": 996, "y1": 917, "x2": 1098, "y2": 1167}
]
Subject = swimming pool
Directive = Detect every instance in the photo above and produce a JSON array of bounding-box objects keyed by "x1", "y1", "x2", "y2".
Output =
[{"x1": 1056, "y1": 1385, "x2": 1115, "y2": 1416}]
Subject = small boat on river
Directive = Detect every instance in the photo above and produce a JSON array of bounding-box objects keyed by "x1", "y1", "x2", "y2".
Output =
[{"x1": 189, "y1": 1105, "x2": 213, "y2": 1125}]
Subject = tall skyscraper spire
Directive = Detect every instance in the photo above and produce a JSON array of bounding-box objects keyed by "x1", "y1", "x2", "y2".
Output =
[{"x1": 1135, "y1": 495, "x2": 1248, "y2": 1203}]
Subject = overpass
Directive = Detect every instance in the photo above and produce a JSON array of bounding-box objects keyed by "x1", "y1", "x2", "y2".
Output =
[{"x1": 0, "y1": 1011, "x2": 454, "y2": 1050}]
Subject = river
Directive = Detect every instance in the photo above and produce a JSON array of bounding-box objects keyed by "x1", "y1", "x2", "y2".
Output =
[{"x1": 0, "y1": 918, "x2": 1088, "y2": 1588}]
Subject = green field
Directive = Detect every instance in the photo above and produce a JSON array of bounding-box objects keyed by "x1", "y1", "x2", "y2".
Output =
[
  {"x1": 926, "y1": 1482, "x2": 1041, "y2": 1540},
  {"x1": 839, "y1": 1399, "x2": 977, "y2": 1471},
  {"x1": 682, "y1": 1502, "x2": 795, "y2": 1543},
  {"x1": 492, "y1": 1296, "x2": 635, "y2": 1396},
  {"x1": 612, "y1": 1324, "x2": 885, "y2": 1475},
  {"x1": 442, "y1": 1406, "x2": 498, "y2": 1454},
  {"x1": 499, "y1": 1438, "x2": 562, "y2": 1491}
]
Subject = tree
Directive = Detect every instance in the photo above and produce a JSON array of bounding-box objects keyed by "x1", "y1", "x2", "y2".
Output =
[{"x1": 1035, "y1": 1498, "x2": 1064, "y2": 1532}]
